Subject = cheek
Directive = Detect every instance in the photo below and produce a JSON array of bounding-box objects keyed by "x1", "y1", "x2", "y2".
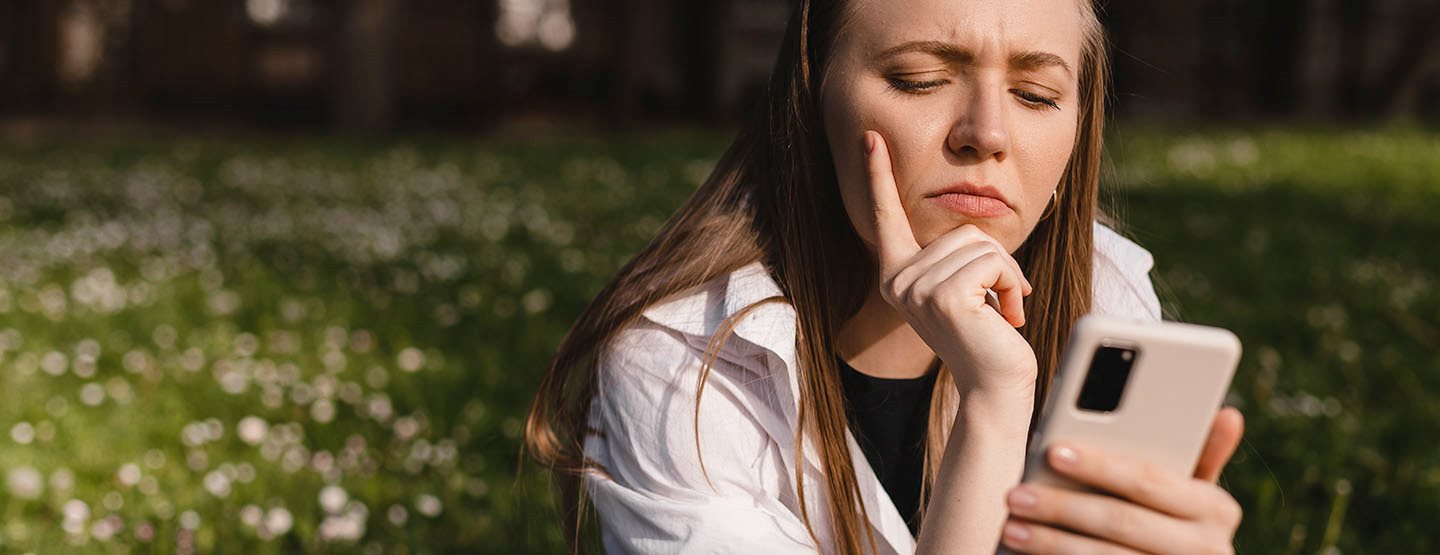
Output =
[
  {"x1": 1016, "y1": 115, "x2": 1079, "y2": 218},
  {"x1": 825, "y1": 86, "x2": 940, "y2": 248}
]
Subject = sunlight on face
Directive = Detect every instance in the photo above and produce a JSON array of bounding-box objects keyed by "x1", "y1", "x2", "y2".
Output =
[{"x1": 822, "y1": 0, "x2": 1084, "y2": 253}]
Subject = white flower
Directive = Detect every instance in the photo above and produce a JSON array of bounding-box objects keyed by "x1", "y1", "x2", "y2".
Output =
[
  {"x1": 179, "y1": 510, "x2": 201, "y2": 530},
  {"x1": 311, "y1": 398, "x2": 336, "y2": 423},
  {"x1": 117, "y1": 463, "x2": 141, "y2": 487},
  {"x1": 264, "y1": 507, "x2": 293, "y2": 535},
  {"x1": 6, "y1": 466, "x2": 43, "y2": 499},
  {"x1": 240, "y1": 505, "x2": 263, "y2": 527},
  {"x1": 318, "y1": 485, "x2": 348, "y2": 514},
  {"x1": 397, "y1": 348, "x2": 425, "y2": 372},
  {"x1": 79, "y1": 382, "x2": 106, "y2": 406},
  {"x1": 415, "y1": 493, "x2": 442, "y2": 517},
  {"x1": 203, "y1": 470, "x2": 231, "y2": 498},
  {"x1": 63, "y1": 499, "x2": 91, "y2": 521},
  {"x1": 386, "y1": 504, "x2": 408, "y2": 526},
  {"x1": 237, "y1": 416, "x2": 268, "y2": 445},
  {"x1": 50, "y1": 467, "x2": 75, "y2": 492},
  {"x1": 10, "y1": 421, "x2": 35, "y2": 444},
  {"x1": 91, "y1": 516, "x2": 120, "y2": 541}
]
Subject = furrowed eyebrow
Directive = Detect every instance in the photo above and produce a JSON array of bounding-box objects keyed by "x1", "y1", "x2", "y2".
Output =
[
  {"x1": 1009, "y1": 49, "x2": 1073, "y2": 78},
  {"x1": 877, "y1": 40, "x2": 1073, "y2": 78}
]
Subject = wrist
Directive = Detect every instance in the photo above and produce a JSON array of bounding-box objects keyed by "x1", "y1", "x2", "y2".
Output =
[{"x1": 955, "y1": 385, "x2": 1037, "y2": 441}]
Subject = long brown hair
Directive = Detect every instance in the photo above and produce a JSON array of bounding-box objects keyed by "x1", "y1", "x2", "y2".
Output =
[{"x1": 526, "y1": 1, "x2": 1110, "y2": 552}]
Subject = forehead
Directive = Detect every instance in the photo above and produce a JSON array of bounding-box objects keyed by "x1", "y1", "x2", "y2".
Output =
[{"x1": 841, "y1": 0, "x2": 1085, "y2": 67}]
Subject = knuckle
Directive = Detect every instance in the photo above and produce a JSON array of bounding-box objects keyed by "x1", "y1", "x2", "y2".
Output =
[
  {"x1": 1123, "y1": 463, "x2": 1166, "y2": 503},
  {"x1": 881, "y1": 278, "x2": 904, "y2": 304},
  {"x1": 932, "y1": 283, "x2": 961, "y2": 307},
  {"x1": 1218, "y1": 496, "x2": 1244, "y2": 528},
  {"x1": 1099, "y1": 501, "x2": 1140, "y2": 539},
  {"x1": 1020, "y1": 524, "x2": 1058, "y2": 554}
]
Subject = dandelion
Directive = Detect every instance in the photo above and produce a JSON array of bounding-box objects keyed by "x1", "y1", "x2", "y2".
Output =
[
  {"x1": 105, "y1": 377, "x2": 134, "y2": 404},
  {"x1": 7, "y1": 466, "x2": 44, "y2": 499},
  {"x1": 62, "y1": 499, "x2": 91, "y2": 534},
  {"x1": 186, "y1": 450, "x2": 208, "y2": 472},
  {"x1": 152, "y1": 324, "x2": 177, "y2": 350},
  {"x1": 264, "y1": 507, "x2": 293, "y2": 535},
  {"x1": 179, "y1": 347, "x2": 205, "y2": 372},
  {"x1": 10, "y1": 421, "x2": 35, "y2": 444},
  {"x1": 366, "y1": 394, "x2": 393, "y2": 422},
  {"x1": 387, "y1": 504, "x2": 408, "y2": 526},
  {"x1": 117, "y1": 463, "x2": 141, "y2": 487},
  {"x1": 235, "y1": 463, "x2": 256, "y2": 483},
  {"x1": 138, "y1": 476, "x2": 160, "y2": 497},
  {"x1": 134, "y1": 521, "x2": 155, "y2": 543},
  {"x1": 281, "y1": 446, "x2": 309, "y2": 474},
  {"x1": 311, "y1": 398, "x2": 337, "y2": 423},
  {"x1": 237, "y1": 416, "x2": 268, "y2": 445},
  {"x1": 393, "y1": 415, "x2": 419, "y2": 441},
  {"x1": 319, "y1": 511, "x2": 367, "y2": 542},
  {"x1": 203, "y1": 470, "x2": 231, "y2": 498},
  {"x1": 397, "y1": 348, "x2": 424, "y2": 372},
  {"x1": 521, "y1": 289, "x2": 552, "y2": 315},
  {"x1": 91, "y1": 516, "x2": 121, "y2": 541},
  {"x1": 41, "y1": 351, "x2": 68, "y2": 376},
  {"x1": 102, "y1": 491, "x2": 124, "y2": 511},
  {"x1": 240, "y1": 505, "x2": 263, "y2": 528},
  {"x1": 79, "y1": 382, "x2": 106, "y2": 406},
  {"x1": 349, "y1": 330, "x2": 374, "y2": 353},
  {"x1": 415, "y1": 494, "x2": 442, "y2": 518},
  {"x1": 143, "y1": 449, "x2": 166, "y2": 469},
  {"x1": 234, "y1": 333, "x2": 259, "y2": 357},
  {"x1": 319, "y1": 485, "x2": 349, "y2": 514},
  {"x1": 51, "y1": 467, "x2": 75, "y2": 492},
  {"x1": 178, "y1": 510, "x2": 200, "y2": 530}
]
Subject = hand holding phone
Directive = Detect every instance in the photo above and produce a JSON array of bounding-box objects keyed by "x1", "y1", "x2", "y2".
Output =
[{"x1": 996, "y1": 315, "x2": 1245, "y2": 554}]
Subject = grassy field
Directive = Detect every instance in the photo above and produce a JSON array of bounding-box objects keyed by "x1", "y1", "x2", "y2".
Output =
[{"x1": 0, "y1": 126, "x2": 1435, "y2": 553}]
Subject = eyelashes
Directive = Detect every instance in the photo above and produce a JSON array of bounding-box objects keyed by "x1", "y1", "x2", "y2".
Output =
[{"x1": 884, "y1": 77, "x2": 1062, "y2": 111}]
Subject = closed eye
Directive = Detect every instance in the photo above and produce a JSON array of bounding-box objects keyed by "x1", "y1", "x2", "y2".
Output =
[
  {"x1": 1011, "y1": 89, "x2": 1061, "y2": 111},
  {"x1": 886, "y1": 77, "x2": 948, "y2": 94}
]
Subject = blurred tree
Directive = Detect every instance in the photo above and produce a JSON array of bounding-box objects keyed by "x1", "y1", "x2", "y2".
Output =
[{"x1": 335, "y1": 0, "x2": 399, "y2": 133}]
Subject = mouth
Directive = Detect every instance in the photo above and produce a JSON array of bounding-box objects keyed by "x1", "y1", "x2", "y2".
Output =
[{"x1": 925, "y1": 182, "x2": 1014, "y2": 218}]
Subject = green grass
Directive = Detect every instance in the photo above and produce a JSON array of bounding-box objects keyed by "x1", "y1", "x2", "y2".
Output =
[{"x1": 0, "y1": 125, "x2": 1435, "y2": 552}]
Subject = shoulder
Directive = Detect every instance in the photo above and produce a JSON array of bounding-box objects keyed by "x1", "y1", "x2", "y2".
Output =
[
  {"x1": 587, "y1": 263, "x2": 799, "y2": 494},
  {"x1": 1091, "y1": 221, "x2": 1163, "y2": 322}
]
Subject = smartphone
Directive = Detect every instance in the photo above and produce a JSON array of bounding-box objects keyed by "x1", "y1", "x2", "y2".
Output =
[{"x1": 1018, "y1": 314, "x2": 1242, "y2": 493}]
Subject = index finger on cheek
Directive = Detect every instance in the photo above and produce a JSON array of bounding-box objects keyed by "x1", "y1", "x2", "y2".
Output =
[
  {"x1": 1046, "y1": 442, "x2": 1205, "y2": 520},
  {"x1": 863, "y1": 130, "x2": 921, "y2": 276}
]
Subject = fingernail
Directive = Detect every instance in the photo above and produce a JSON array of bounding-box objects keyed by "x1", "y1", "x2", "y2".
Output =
[
  {"x1": 864, "y1": 132, "x2": 876, "y2": 155},
  {"x1": 1007, "y1": 486, "x2": 1037, "y2": 510},
  {"x1": 1002, "y1": 521, "x2": 1031, "y2": 545},
  {"x1": 1050, "y1": 445, "x2": 1079, "y2": 468}
]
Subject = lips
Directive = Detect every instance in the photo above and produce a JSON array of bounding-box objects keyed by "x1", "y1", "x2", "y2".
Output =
[{"x1": 925, "y1": 182, "x2": 1013, "y2": 218}]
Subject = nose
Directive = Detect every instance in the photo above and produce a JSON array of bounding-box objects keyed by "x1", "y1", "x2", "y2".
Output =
[{"x1": 946, "y1": 85, "x2": 1011, "y2": 163}]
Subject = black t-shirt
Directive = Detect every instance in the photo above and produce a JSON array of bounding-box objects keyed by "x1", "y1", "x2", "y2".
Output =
[{"x1": 837, "y1": 354, "x2": 938, "y2": 537}]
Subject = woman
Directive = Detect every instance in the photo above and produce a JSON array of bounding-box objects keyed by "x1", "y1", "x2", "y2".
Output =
[{"x1": 528, "y1": 0, "x2": 1246, "y2": 553}]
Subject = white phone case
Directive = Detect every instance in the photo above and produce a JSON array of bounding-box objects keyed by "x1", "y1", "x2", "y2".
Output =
[{"x1": 1020, "y1": 314, "x2": 1242, "y2": 492}]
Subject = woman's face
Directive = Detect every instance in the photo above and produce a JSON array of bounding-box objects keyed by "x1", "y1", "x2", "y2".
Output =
[{"x1": 822, "y1": 0, "x2": 1084, "y2": 254}]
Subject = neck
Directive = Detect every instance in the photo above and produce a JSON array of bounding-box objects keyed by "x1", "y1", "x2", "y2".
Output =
[{"x1": 836, "y1": 286, "x2": 938, "y2": 379}]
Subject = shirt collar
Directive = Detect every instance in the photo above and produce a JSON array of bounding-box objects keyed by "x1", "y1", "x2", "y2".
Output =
[{"x1": 640, "y1": 261, "x2": 917, "y2": 553}]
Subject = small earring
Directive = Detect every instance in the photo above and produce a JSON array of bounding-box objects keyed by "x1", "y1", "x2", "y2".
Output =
[{"x1": 1039, "y1": 189, "x2": 1059, "y2": 221}]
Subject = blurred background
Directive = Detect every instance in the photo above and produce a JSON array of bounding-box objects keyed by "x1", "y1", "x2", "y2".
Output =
[{"x1": 0, "y1": 0, "x2": 1437, "y2": 553}]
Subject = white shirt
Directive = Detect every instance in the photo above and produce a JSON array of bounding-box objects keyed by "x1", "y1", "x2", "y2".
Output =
[{"x1": 583, "y1": 222, "x2": 1163, "y2": 554}]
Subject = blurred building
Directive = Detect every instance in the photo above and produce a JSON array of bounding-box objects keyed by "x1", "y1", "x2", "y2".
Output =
[{"x1": 1, "y1": 0, "x2": 1437, "y2": 132}]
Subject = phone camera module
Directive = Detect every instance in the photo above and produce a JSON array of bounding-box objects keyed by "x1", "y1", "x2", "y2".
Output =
[{"x1": 1076, "y1": 345, "x2": 1138, "y2": 412}]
